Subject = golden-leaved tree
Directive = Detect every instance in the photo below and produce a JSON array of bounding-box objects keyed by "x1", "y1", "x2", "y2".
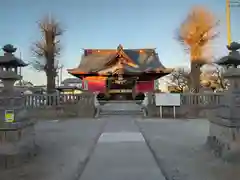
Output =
[{"x1": 177, "y1": 6, "x2": 218, "y2": 93}]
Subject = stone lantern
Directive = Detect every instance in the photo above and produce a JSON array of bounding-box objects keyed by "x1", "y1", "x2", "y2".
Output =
[
  {"x1": 0, "y1": 44, "x2": 27, "y2": 93},
  {"x1": 216, "y1": 42, "x2": 240, "y2": 120},
  {"x1": 207, "y1": 42, "x2": 240, "y2": 159},
  {"x1": 0, "y1": 44, "x2": 36, "y2": 168},
  {"x1": 217, "y1": 42, "x2": 240, "y2": 92}
]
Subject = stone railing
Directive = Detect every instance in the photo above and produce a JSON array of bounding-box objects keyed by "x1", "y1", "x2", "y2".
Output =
[
  {"x1": 180, "y1": 92, "x2": 223, "y2": 108},
  {"x1": 20, "y1": 92, "x2": 225, "y2": 119},
  {"x1": 23, "y1": 93, "x2": 96, "y2": 119},
  {"x1": 24, "y1": 93, "x2": 93, "y2": 108},
  {"x1": 146, "y1": 92, "x2": 224, "y2": 118},
  {"x1": 23, "y1": 92, "x2": 224, "y2": 108}
]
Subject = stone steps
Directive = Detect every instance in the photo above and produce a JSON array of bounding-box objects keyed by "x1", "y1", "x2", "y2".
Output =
[
  {"x1": 99, "y1": 110, "x2": 144, "y2": 116},
  {"x1": 95, "y1": 102, "x2": 147, "y2": 117}
]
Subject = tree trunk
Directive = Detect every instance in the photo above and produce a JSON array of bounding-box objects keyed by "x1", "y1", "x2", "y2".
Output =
[
  {"x1": 45, "y1": 69, "x2": 56, "y2": 106},
  {"x1": 46, "y1": 71, "x2": 56, "y2": 94},
  {"x1": 46, "y1": 57, "x2": 56, "y2": 94},
  {"x1": 190, "y1": 61, "x2": 201, "y2": 93}
]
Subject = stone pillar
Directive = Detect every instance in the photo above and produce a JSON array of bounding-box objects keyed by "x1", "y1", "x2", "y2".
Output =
[{"x1": 145, "y1": 92, "x2": 158, "y2": 117}]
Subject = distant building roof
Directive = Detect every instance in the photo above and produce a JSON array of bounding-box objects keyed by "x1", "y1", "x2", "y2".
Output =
[{"x1": 61, "y1": 78, "x2": 82, "y2": 84}]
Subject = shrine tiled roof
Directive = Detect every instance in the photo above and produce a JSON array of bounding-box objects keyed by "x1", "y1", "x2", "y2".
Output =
[
  {"x1": 77, "y1": 52, "x2": 115, "y2": 72},
  {"x1": 68, "y1": 45, "x2": 172, "y2": 75}
]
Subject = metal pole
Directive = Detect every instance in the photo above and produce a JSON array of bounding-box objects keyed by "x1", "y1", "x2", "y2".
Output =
[
  {"x1": 56, "y1": 71, "x2": 59, "y2": 87},
  {"x1": 226, "y1": 0, "x2": 232, "y2": 45},
  {"x1": 60, "y1": 65, "x2": 63, "y2": 86},
  {"x1": 19, "y1": 51, "x2": 22, "y2": 86},
  {"x1": 173, "y1": 106, "x2": 176, "y2": 119},
  {"x1": 55, "y1": 60, "x2": 60, "y2": 87}
]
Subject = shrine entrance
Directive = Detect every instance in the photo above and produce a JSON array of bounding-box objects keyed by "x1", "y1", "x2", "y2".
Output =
[
  {"x1": 106, "y1": 75, "x2": 137, "y2": 100},
  {"x1": 109, "y1": 92, "x2": 133, "y2": 100}
]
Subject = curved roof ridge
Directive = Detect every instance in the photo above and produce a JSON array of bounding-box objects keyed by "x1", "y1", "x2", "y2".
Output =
[{"x1": 83, "y1": 48, "x2": 156, "y2": 51}]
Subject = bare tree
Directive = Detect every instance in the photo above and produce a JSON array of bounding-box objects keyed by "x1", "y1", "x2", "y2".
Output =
[
  {"x1": 166, "y1": 68, "x2": 190, "y2": 92},
  {"x1": 201, "y1": 63, "x2": 229, "y2": 91},
  {"x1": 31, "y1": 16, "x2": 63, "y2": 94}
]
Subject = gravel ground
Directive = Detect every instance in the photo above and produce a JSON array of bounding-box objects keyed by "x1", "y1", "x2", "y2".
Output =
[
  {"x1": 0, "y1": 119, "x2": 105, "y2": 180},
  {"x1": 137, "y1": 118, "x2": 240, "y2": 180}
]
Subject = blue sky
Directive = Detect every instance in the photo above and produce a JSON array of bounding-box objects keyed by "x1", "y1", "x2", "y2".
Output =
[{"x1": 0, "y1": 0, "x2": 239, "y2": 85}]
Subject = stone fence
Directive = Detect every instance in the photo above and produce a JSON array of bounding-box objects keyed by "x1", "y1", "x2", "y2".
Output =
[
  {"x1": 181, "y1": 92, "x2": 222, "y2": 107},
  {"x1": 24, "y1": 93, "x2": 93, "y2": 108},
  {"x1": 23, "y1": 93, "x2": 96, "y2": 120},
  {"x1": 146, "y1": 92, "x2": 223, "y2": 118},
  {"x1": 0, "y1": 92, "x2": 224, "y2": 120},
  {"x1": 20, "y1": 92, "x2": 224, "y2": 119}
]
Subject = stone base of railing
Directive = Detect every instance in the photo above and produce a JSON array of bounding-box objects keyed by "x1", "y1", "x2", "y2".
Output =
[
  {"x1": 207, "y1": 117, "x2": 240, "y2": 161},
  {"x1": 0, "y1": 121, "x2": 37, "y2": 169},
  {"x1": 27, "y1": 105, "x2": 96, "y2": 120}
]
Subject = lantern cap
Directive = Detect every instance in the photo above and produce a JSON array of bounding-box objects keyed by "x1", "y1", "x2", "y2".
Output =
[
  {"x1": 217, "y1": 42, "x2": 240, "y2": 66},
  {"x1": 0, "y1": 44, "x2": 28, "y2": 67}
]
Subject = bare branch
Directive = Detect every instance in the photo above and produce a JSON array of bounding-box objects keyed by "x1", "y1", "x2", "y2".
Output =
[
  {"x1": 31, "y1": 15, "x2": 64, "y2": 93},
  {"x1": 31, "y1": 59, "x2": 46, "y2": 71},
  {"x1": 201, "y1": 63, "x2": 229, "y2": 90},
  {"x1": 166, "y1": 68, "x2": 190, "y2": 92}
]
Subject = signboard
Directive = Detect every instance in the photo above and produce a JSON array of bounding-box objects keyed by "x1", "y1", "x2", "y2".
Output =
[
  {"x1": 109, "y1": 89, "x2": 132, "y2": 93},
  {"x1": 5, "y1": 110, "x2": 15, "y2": 123},
  {"x1": 155, "y1": 93, "x2": 181, "y2": 106},
  {"x1": 109, "y1": 76, "x2": 135, "y2": 89}
]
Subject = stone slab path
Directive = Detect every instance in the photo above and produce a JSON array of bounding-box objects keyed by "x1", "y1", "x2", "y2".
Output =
[
  {"x1": 79, "y1": 117, "x2": 166, "y2": 180},
  {"x1": 1, "y1": 117, "x2": 238, "y2": 180},
  {"x1": 138, "y1": 118, "x2": 240, "y2": 180},
  {"x1": 0, "y1": 119, "x2": 106, "y2": 180}
]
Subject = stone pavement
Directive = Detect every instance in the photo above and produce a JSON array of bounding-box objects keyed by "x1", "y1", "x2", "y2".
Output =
[
  {"x1": 138, "y1": 118, "x2": 240, "y2": 180},
  {"x1": 79, "y1": 117, "x2": 166, "y2": 180},
  {"x1": 0, "y1": 117, "x2": 239, "y2": 180},
  {"x1": 0, "y1": 119, "x2": 106, "y2": 180}
]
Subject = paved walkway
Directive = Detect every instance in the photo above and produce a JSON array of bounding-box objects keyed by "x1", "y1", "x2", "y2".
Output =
[
  {"x1": 1, "y1": 117, "x2": 238, "y2": 180},
  {"x1": 79, "y1": 117, "x2": 166, "y2": 180},
  {"x1": 0, "y1": 119, "x2": 105, "y2": 180}
]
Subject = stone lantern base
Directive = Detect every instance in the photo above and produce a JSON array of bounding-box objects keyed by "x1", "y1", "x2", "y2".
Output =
[
  {"x1": 207, "y1": 117, "x2": 240, "y2": 160},
  {"x1": 207, "y1": 88, "x2": 240, "y2": 161},
  {"x1": 0, "y1": 95, "x2": 37, "y2": 169},
  {"x1": 0, "y1": 121, "x2": 37, "y2": 169}
]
